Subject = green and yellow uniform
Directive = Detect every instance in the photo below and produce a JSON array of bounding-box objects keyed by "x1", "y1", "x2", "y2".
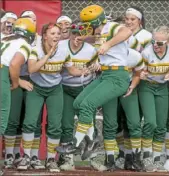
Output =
[{"x1": 139, "y1": 44, "x2": 169, "y2": 159}]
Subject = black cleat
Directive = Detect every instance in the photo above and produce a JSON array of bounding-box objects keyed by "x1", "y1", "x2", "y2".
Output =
[
  {"x1": 104, "y1": 154, "x2": 116, "y2": 171},
  {"x1": 132, "y1": 149, "x2": 144, "y2": 172},
  {"x1": 124, "y1": 154, "x2": 133, "y2": 170},
  {"x1": 56, "y1": 139, "x2": 81, "y2": 155},
  {"x1": 81, "y1": 135, "x2": 100, "y2": 160}
]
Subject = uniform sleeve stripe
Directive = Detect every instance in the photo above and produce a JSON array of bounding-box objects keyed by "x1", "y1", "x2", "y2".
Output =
[
  {"x1": 143, "y1": 58, "x2": 148, "y2": 65},
  {"x1": 143, "y1": 39, "x2": 151, "y2": 48},
  {"x1": 20, "y1": 45, "x2": 30, "y2": 58},
  {"x1": 136, "y1": 58, "x2": 143, "y2": 67},
  {"x1": 65, "y1": 55, "x2": 71, "y2": 62},
  {"x1": 31, "y1": 50, "x2": 38, "y2": 58},
  {"x1": 107, "y1": 24, "x2": 119, "y2": 41},
  {"x1": 86, "y1": 53, "x2": 98, "y2": 66},
  {"x1": 131, "y1": 39, "x2": 139, "y2": 49}
]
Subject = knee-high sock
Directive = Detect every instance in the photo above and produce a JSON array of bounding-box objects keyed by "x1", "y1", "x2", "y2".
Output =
[
  {"x1": 4, "y1": 135, "x2": 16, "y2": 158},
  {"x1": 47, "y1": 137, "x2": 60, "y2": 159},
  {"x1": 22, "y1": 133, "x2": 34, "y2": 157}
]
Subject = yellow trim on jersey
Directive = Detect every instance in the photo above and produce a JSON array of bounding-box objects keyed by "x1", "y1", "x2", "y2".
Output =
[
  {"x1": 100, "y1": 23, "x2": 119, "y2": 40},
  {"x1": 106, "y1": 23, "x2": 120, "y2": 41},
  {"x1": 30, "y1": 50, "x2": 38, "y2": 58},
  {"x1": 143, "y1": 58, "x2": 148, "y2": 65},
  {"x1": 72, "y1": 59, "x2": 89, "y2": 63},
  {"x1": 20, "y1": 45, "x2": 30, "y2": 59},
  {"x1": 147, "y1": 63, "x2": 169, "y2": 66},
  {"x1": 86, "y1": 53, "x2": 98, "y2": 67},
  {"x1": 65, "y1": 55, "x2": 71, "y2": 63},
  {"x1": 141, "y1": 39, "x2": 151, "y2": 48},
  {"x1": 131, "y1": 39, "x2": 139, "y2": 49},
  {"x1": 101, "y1": 65, "x2": 128, "y2": 71},
  {"x1": 0, "y1": 64, "x2": 3, "y2": 68},
  {"x1": 136, "y1": 58, "x2": 144, "y2": 67}
]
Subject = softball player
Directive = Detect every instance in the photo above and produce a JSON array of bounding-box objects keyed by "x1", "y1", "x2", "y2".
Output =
[
  {"x1": 4, "y1": 11, "x2": 44, "y2": 170},
  {"x1": 56, "y1": 23, "x2": 98, "y2": 171},
  {"x1": 118, "y1": 48, "x2": 144, "y2": 171},
  {"x1": 116, "y1": 7, "x2": 152, "y2": 169},
  {"x1": 1, "y1": 12, "x2": 17, "y2": 39},
  {"x1": 1, "y1": 17, "x2": 35, "y2": 165},
  {"x1": 56, "y1": 4, "x2": 132, "y2": 171},
  {"x1": 139, "y1": 26, "x2": 169, "y2": 172},
  {"x1": 125, "y1": 6, "x2": 152, "y2": 50},
  {"x1": 56, "y1": 15, "x2": 72, "y2": 40},
  {"x1": 17, "y1": 23, "x2": 88, "y2": 172}
]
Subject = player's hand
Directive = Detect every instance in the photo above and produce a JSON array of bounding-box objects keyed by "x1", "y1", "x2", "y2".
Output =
[
  {"x1": 123, "y1": 86, "x2": 134, "y2": 98},
  {"x1": 19, "y1": 79, "x2": 33, "y2": 91},
  {"x1": 81, "y1": 68, "x2": 91, "y2": 76},
  {"x1": 10, "y1": 82, "x2": 19, "y2": 90},
  {"x1": 98, "y1": 41, "x2": 111, "y2": 55},
  {"x1": 164, "y1": 73, "x2": 169, "y2": 81},
  {"x1": 140, "y1": 71, "x2": 148, "y2": 80},
  {"x1": 88, "y1": 63, "x2": 101, "y2": 72},
  {"x1": 74, "y1": 37, "x2": 83, "y2": 46},
  {"x1": 47, "y1": 42, "x2": 58, "y2": 57}
]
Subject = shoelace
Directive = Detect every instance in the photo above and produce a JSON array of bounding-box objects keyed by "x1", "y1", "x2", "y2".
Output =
[
  {"x1": 20, "y1": 158, "x2": 29, "y2": 165},
  {"x1": 31, "y1": 159, "x2": 43, "y2": 166},
  {"x1": 50, "y1": 161, "x2": 59, "y2": 169},
  {"x1": 6, "y1": 158, "x2": 14, "y2": 165},
  {"x1": 154, "y1": 161, "x2": 164, "y2": 167},
  {"x1": 144, "y1": 158, "x2": 154, "y2": 166}
]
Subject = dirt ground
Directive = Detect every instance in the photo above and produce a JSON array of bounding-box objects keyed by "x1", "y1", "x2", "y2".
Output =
[{"x1": 2, "y1": 167, "x2": 169, "y2": 176}]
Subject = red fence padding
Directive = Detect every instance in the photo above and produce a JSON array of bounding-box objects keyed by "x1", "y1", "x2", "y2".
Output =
[{"x1": 3, "y1": 0, "x2": 61, "y2": 34}]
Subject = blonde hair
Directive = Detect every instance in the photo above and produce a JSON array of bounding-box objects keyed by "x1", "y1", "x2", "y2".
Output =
[{"x1": 153, "y1": 26, "x2": 169, "y2": 42}]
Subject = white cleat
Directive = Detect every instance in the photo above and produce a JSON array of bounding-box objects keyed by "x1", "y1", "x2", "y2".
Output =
[
  {"x1": 164, "y1": 159, "x2": 169, "y2": 172},
  {"x1": 60, "y1": 154, "x2": 75, "y2": 171}
]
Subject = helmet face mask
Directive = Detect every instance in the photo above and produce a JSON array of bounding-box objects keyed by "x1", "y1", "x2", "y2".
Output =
[{"x1": 13, "y1": 18, "x2": 36, "y2": 44}]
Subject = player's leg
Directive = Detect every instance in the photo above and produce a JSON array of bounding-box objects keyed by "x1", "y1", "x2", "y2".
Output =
[
  {"x1": 1, "y1": 66, "x2": 11, "y2": 135},
  {"x1": 75, "y1": 70, "x2": 129, "y2": 151},
  {"x1": 17, "y1": 86, "x2": 44, "y2": 170},
  {"x1": 102, "y1": 97, "x2": 118, "y2": 171},
  {"x1": 153, "y1": 85, "x2": 168, "y2": 172},
  {"x1": 138, "y1": 81, "x2": 157, "y2": 172},
  {"x1": 30, "y1": 108, "x2": 44, "y2": 170},
  {"x1": 115, "y1": 101, "x2": 125, "y2": 170},
  {"x1": 59, "y1": 85, "x2": 78, "y2": 171},
  {"x1": 45, "y1": 84, "x2": 63, "y2": 172},
  {"x1": 56, "y1": 70, "x2": 129, "y2": 155},
  {"x1": 4, "y1": 87, "x2": 23, "y2": 169},
  {"x1": 164, "y1": 116, "x2": 169, "y2": 171},
  {"x1": 120, "y1": 88, "x2": 142, "y2": 171}
]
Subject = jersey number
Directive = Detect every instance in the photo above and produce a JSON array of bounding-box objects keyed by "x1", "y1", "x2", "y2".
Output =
[{"x1": 0, "y1": 43, "x2": 10, "y2": 56}]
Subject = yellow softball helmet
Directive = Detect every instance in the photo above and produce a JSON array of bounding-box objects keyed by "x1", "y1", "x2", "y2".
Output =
[
  {"x1": 80, "y1": 5, "x2": 107, "y2": 28},
  {"x1": 13, "y1": 17, "x2": 36, "y2": 44}
]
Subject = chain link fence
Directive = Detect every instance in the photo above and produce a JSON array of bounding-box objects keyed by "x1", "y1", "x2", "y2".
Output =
[{"x1": 62, "y1": 0, "x2": 169, "y2": 32}]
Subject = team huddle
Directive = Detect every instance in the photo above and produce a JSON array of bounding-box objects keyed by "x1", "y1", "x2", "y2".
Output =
[{"x1": 1, "y1": 4, "x2": 169, "y2": 173}]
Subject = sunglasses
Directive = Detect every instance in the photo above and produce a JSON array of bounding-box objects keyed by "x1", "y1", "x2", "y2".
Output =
[
  {"x1": 71, "y1": 23, "x2": 93, "y2": 36},
  {"x1": 151, "y1": 39, "x2": 167, "y2": 46}
]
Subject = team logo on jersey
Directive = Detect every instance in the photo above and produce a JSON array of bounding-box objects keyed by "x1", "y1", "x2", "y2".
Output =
[
  {"x1": 148, "y1": 65, "x2": 169, "y2": 74},
  {"x1": 40, "y1": 62, "x2": 64, "y2": 73},
  {"x1": 73, "y1": 61, "x2": 87, "y2": 69}
]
